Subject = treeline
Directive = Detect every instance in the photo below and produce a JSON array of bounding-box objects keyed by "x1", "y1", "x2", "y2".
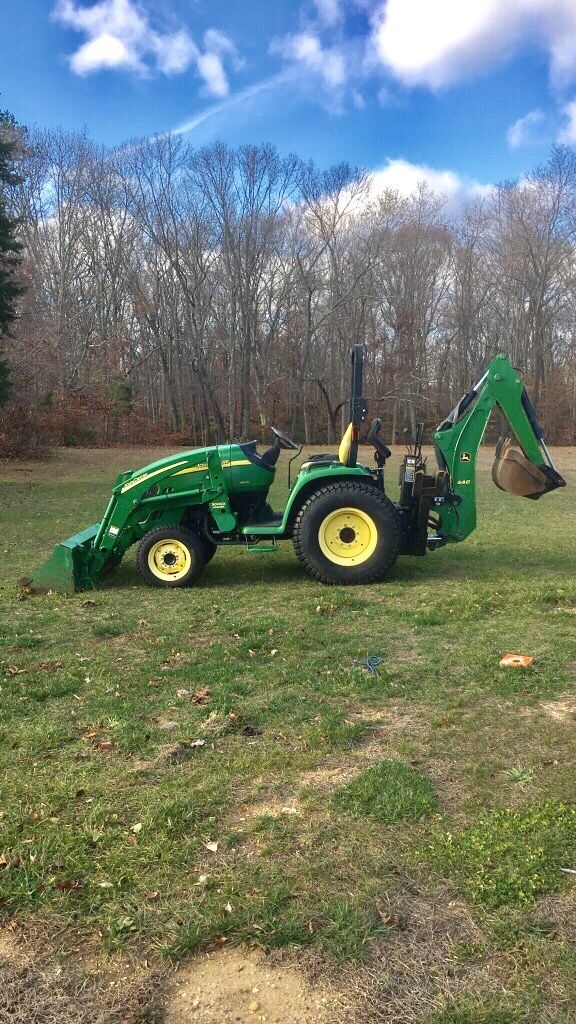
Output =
[{"x1": 3, "y1": 125, "x2": 576, "y2": 451}]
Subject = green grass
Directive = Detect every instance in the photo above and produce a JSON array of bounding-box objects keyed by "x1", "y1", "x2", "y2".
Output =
[
  {"x1": 426, "y1": 802, "x2": 576, "y2": 907},
  {"x1": 333, "y1": 759, "x2": 437, "y2": 823},
  {"x1": 1, "y1": 444, "x2": 575, "y2": 1020}
]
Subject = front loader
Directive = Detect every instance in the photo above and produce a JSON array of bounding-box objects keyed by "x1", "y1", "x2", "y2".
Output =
[{"x1": 22, "y1": 348, "x2": 565, "y2": 593}]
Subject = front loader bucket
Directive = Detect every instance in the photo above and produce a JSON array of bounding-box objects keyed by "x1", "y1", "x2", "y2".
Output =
[
  {"x1": 492, "y1": 438, "x2": 560, "y2": 500},
  {"x1": 19, "y1": 523, "x2": 101, "y2": 594}
]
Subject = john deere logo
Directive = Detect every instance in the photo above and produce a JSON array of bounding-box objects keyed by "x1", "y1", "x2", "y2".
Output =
[{"x1": 460, "y1": 452, "x2": 471, "y2": 462}]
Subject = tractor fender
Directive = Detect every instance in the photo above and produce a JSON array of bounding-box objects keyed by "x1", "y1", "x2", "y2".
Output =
[{"x1": 281, "y1": 466, "x2": 375, "y2": 536}]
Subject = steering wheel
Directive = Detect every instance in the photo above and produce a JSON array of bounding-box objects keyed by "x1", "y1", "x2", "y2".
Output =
[{"x1": 270, "y1": 426, "x2": 299, "y2": 450}]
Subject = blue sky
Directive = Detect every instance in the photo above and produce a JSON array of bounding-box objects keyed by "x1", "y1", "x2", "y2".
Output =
[{"x1": 3, "y1": 0, "x2": 576, "y2": 198}]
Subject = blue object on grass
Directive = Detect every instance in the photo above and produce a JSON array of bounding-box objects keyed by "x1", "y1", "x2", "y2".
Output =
[{"x1": 353, "y1": 655, "x2": 383, "y2": 675}]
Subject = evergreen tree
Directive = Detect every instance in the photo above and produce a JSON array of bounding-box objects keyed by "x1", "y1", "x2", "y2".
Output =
[{"x1": 0, "y1": 111, "x2": 23, "y2": 405}]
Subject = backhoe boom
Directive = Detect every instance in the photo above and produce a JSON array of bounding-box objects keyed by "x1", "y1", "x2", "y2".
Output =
[{"x1": 433, "y1": 354, "x2": 565, "y2": 543}]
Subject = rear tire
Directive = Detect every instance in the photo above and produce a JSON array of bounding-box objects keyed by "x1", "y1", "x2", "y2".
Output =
[
  {"x1": 137, "y1": 526, "x2": 206, "y2": 588},
  {"x1": 292, "y1": 482, "x2": 402, "y2": 585},
  {"x1": 202, "y1": 537, "x2": 217, "y2": 564}
]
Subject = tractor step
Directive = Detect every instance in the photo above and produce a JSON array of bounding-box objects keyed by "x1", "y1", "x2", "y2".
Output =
[
  {"x1": 246, "y1": 539, "x2": 278, "y2": 553},
  {"x1": 240, "y1": 512, "x2": 283, "y2": 536}
]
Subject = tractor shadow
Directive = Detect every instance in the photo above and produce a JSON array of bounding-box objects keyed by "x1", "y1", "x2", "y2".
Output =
[{"x1": 100, "y1": 536, "x2": 568, "y2": 594}]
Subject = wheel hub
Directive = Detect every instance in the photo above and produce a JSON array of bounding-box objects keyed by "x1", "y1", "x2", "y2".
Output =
[
  {"x1": 148, "y1": 539, "x2": 191, "y2": 580},
  {"x1": 318, "y1": 507, "x2": 378, "y2": 566}
]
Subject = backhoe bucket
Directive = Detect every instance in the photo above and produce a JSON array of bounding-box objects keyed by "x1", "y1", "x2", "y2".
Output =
[
  {"x1": 492, "y1": 438, "x2": 551, "y2": 500},
  {"x1": 20, "y1": 523, "x2": 100, "y2": 594}
]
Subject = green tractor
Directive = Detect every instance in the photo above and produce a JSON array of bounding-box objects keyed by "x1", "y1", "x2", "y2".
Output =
[{"x1": 23, "y1": 347, "x2": 565, "y2": 594}]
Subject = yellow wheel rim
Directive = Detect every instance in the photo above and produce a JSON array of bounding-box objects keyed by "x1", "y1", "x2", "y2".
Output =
[
  {"x1": 318, "y1": 507, "x2": 378, "y2": 566},
  {"x1": 148, "y1": 539, "x2": 191, "y2": 581}
]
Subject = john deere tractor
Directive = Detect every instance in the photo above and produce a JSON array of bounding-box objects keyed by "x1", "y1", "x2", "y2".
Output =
[{"x1": 23, "y1": 347, "x2": 565, "y2": 593}]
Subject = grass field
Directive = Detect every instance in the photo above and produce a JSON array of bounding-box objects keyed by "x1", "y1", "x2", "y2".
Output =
[{"x1": 1, "y1": 444, "x2": 575, "y2": 1023}]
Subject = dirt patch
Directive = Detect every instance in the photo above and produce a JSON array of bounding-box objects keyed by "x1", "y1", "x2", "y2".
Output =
[
  {"x1": 235, "y1": 799, "x2": 302, "y2": 821},
  {"x1": 230, "y1": 705, "x2": 437, "y2": 826},
  {"x1": 165, "y1": 945, "x2": 344, "y2": 1024},
  {"x1": 539, "y1": 695, "x2": 576, "y2": 722}
]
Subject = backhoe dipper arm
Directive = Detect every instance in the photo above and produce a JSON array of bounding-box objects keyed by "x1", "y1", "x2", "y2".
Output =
[{"x1": 433, "y1": 354, "x2": 566, "y2": 543}]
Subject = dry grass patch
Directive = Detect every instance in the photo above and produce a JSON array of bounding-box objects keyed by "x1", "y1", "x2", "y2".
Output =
[
  {"x1": 334, "y1": 895, "x2": 515, "y2": 1024},
  {"x1": 0, "y1": 923, "x2": 166, "y2": 1024},
  {"x1": 539, "y1": 696, "x2": 576, "y2": 722}
]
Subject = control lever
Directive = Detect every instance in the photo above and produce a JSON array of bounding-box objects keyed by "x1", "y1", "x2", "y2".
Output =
[{"x1": 366, "y1": 418, "x2": 392, "y2": 466}]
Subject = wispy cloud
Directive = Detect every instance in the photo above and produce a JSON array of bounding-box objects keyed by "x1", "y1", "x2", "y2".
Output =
[
  {"x1": 52, "y1": 0, "x2": 242, "y2": 96},
  {"x1": 168, "y1": 72, "x2": 293, "y2": 137},
  {"x1": 558, "y1": 99, "x2": 576, "y2": 144},
  {"x1": 313, "y1": 0, "x2": 342, "y2": 28},
  {"x1": 270, "y1": 31, "x2": 347, "y2": 92},
  {"x1": 507, "y1": 109, "x2": 547, "y2": 149}
]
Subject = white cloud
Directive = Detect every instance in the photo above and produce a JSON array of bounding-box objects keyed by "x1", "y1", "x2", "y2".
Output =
[
  {"x1": 71, "y1": 31, "x2": 139, "y2": 73},
  {"x1": 558, "y1": 99, "x2": 576, "y2": 144},
  {"x1": 53, "y1": 0, "x2": 241, "y2": 95},
  {"x1": 271, "y1": 31, "x2": 346, "y2": 90},
  {"x1": 507, "y1": 108, "x2": 546, "y2": 149},
  {"x1": 370, "y1": 158, "x2": 491, "y2": 202},
  {"x1": 314, "y1": 0, "x2": 342, "y2": 28},
  {"x1": 369, "y1": 0, "x2": 576, "y2": 89},
  {"x1": 151, "y1": 29, "x2": 196, "y2": 76},
  {"x1": 197, "y1": 52, "x2": 229, "y2": 98}
]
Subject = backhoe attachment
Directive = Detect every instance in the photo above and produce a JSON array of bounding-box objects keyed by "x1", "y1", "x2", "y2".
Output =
[{"x1": 433, "y1": 354, "x2": 566, "y2": 544}]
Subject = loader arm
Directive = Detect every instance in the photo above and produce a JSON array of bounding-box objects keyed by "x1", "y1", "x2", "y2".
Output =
[{"x1": 433, "y1": 354, "x2": 566, "y2": 543}]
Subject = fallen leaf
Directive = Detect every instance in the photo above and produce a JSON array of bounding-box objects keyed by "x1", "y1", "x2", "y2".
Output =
[
  {"x1": 131, "y1": 822, "x2": 143, "y2": 834},
  {"x1": 5, "y1": 666, "x2": 27, "y2": 677},
  {"x1": 96, "y1": 741, "x2": 116, "y2": 752},
  {"x1": 54, "y1": 879, "x2": 82, "y2": 891},
  {"x1": 224, "y1": 901, "x2": 233, "y2": 913},
  {"x1": 205, "y1": 841, "x2": 218, "y2": 853},
  {"x1": 189, "y1": 739, "x2": 205, "y2": 748},
  {"x1": 82, "y1": 599, "x2": 97, "y2": 608},
  {"x1": 147, "y1": 890, "x2": 160, "y2": 900},
  {"x1": 193, "y1": 687, "x2": 211, "y2": 704},
  {"x1": 39, "y1": 660, "x2": 64, "y2": 672},
  {"x1": 270, "y1": 649, "x2": 278, "y2": 657}
]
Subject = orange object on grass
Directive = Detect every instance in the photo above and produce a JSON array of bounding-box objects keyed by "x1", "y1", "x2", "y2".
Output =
[{"x1": 499, "y1": 653, "x2": 534, "y2": 668}]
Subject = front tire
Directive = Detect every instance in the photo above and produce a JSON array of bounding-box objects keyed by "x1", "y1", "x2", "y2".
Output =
[
  {"x1": 292, "y1": 482, "x2": 402, "y2": 585},
  {"x1": 137, "y1": 526, "x2": 206, "y2": 588}
]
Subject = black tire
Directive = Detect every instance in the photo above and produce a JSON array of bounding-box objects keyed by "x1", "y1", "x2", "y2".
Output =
[
  {"x1": 136, "y1": 525, "x2": 206, "y2": 588},
  {"x1": 202, "y1": 537, "x2": 217, "y2": 564},
  {"x1": 292, "y1": 481, "x2": 402, "y2": 585}
]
